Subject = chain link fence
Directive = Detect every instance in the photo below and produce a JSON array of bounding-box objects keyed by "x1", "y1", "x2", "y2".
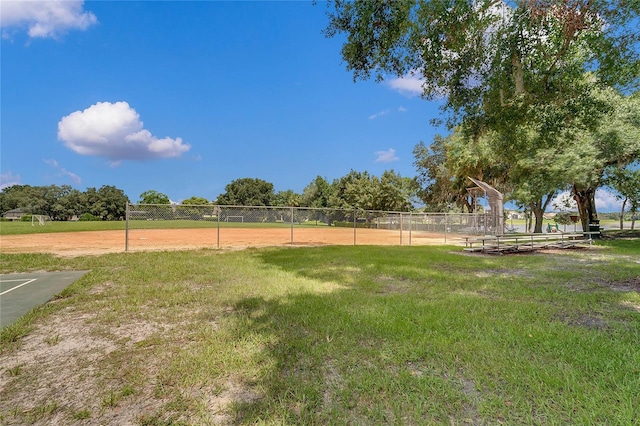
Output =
[{"x1": 125, "y1": 204, "x2": 492, "y2": 251}]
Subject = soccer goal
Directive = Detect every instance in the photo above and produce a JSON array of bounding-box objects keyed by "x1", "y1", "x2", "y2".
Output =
[
  {"x1": 31, "y1": 215, "x2": 45, "y2": 226},
  {"x1": 225, "y1": 215, "x2": 244, "y2": 223}
]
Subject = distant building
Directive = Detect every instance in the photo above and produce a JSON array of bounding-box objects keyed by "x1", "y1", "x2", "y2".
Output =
[
  {"x1": 2, "y1": 208, "x2": 27, "y2": 221},
  {"x1": 505, "y1": 210, "x2": 524, "y2": 220}
]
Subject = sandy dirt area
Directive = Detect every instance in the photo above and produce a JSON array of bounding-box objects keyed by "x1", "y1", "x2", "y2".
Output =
[{"x1": 1, "y1": 228, "x2": 454, "y2": 257}]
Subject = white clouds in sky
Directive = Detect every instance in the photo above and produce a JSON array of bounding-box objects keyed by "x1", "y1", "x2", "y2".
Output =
[
  {"x1": 0, "y1": 0, "x2": 97, "y2": 39},
  {"x1": 595, "y1": 190, "x2": 624, "y2": 213},
  {"x1": 369, "y1": 106, "x2": 407, "y2": 120},
  {"x1": 0, "y1": 171, "x2": 21, "y2": 190},
  {"x1": 369, "y1": 109, "x2": 390, "y2": 120},
  {"x1": 375, "y1": 148, "x2": 399, "y2": 163},
  {"x1": 58, "y1": 101, "x2": 190, "y2": 164},
  {"x1": 43, "y1": 159, "x2": 81, "y2": 184},
  {"x1": 552, "y1": 189, "x2": 623, "y2": 213},
  {"x1": 387, "y1": 73, "x2": 424, "y2": 97}
]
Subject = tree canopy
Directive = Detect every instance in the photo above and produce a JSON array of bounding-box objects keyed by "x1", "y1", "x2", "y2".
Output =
[
  {"x1": 215, "y1": 178, "x2": 275, "y2": 206},
  {"x1": 606, "y1": 166, "x2": 640, "y2": 229},
  {"x1": 138, "y1": 190, "x2": 171, "y2": 205},
  {"x1": 1, "y1": 169, "x2": 420, "y2": 223},
  {"x1": 413, "y1": 88, "x2": 639, "y2": 232},
  {"x1": 0, "y1": 184, "x2": 130, "y2": 221},
  {"x1": 326, "y1": 0, "x2": 639, "y2": 137},
  {"x1": 327, "y1": 0, "x2": 640, "y2": 231},
  {"x1": 86, "y1": 186, "x2": 130, "y2": 220},
  {"x1": 182, "y1": 196, "x2": 210, "y2": 205}
]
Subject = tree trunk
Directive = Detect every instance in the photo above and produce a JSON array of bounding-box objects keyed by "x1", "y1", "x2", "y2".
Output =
[
  {"x1": 530, "y1": 192, "x2": 555, "y2": 234},
  {"x1": 620, "y1": 198, "x2": 627, "y2": 230},
  {"x1": 512, "y1": 53, "x2": 526, "y2": 95},
  {"x1": 463, "y1": 196, "x2": 474, "y2": 213},
  {"x1": 573, "y1": 185, "x2": 598, "y2": 232},
  {"x1": 532, "y1": 204, "x2": 544, "y2": 233}
]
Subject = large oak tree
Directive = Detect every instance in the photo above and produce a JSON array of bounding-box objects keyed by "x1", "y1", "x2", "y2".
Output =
[
  {"x1": 326, "y1": 0, "x2": 639, "y2": 230},
  {"x1": 215, "y1": 178, "x2": 275, "y2": 206}
]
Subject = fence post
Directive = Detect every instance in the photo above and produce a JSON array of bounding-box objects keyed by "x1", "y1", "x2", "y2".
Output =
[
  {"x1": 444, "y1": 212, "x2": 448, "y2": 243},
  {"x1": 290, "y1": 206, "x2": 294, "y2": 246},
  {"x1": 353, "y1": 208, "x2": 357, "y2": 245},
  {"x1": 399, "y1": 213, "x2": 403, "y2": 245},
  {"x1": 217, "y1": 207, "x2": 220, "y2": 249},
  {"x1": 125, "y1": 202, "x2": 129, "y2": 252},
  {"x1": 409, "y1": 212, "x2": 412, "y2": 245}
]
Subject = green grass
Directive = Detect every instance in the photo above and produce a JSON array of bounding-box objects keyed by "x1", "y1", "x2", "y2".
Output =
[
  {"x1": 1, "y1": 242, "x2": 639, "y2": 425},
  {"x1": 0, "y1": 219, "x2": 335, "y2": 235},
  {"x1": 0, "y1": 220, "x2": 127, "y2": 235}
]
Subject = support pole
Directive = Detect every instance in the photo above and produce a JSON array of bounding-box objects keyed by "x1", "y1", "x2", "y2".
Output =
[
  {"x1": 290, "y1": 207, "x2": 294, "y2": 246},
  {"x1": 409, "y1": 212, "x2": 412, "y2": 245},
  {"x1": 125, "y1": 202, "x2": 129, "y2": 252},
  {"x1": 444, "y1": 212, "x2": 448, "y2": 243},
  {"x1": 353, "y1": 208, "x2": 357, "y2": 245}
]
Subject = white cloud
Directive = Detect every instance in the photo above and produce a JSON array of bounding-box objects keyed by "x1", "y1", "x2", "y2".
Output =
[
  {"x1": 369, "y1": 109, "x2": 390, "y2": 120},
  {"x1": 0, "y1": 171, "x2": 21, "y2": 190},
  {"x1": 0, "y1": 0, "x2": 97, "y2": 39},
  {"x1": 551, "y1": 191, "x2": 576, "y2": 211},
  {"x1": 595, "y1": 189, "x2": 623, "y2": 213},
  {"x1": 57, "y1": 101, "x2": 190, "y2": 163},
  {"x1": 43, "y1": 159, "x2": 82, "y2": 184},
  {"x1": 398, "y1": 106, "x2": 408, "y2": 112},
  {"x1": 375, "y1": 148, "x2": 399, "y2": 163},
  {"x1": 551, "y1": 189, "x2": 623, "y2": 213},
  {"x1": 387, "y1": 72, "x2": 424, "y2": 97}
]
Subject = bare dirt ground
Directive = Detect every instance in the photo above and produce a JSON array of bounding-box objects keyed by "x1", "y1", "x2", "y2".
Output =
[{"x1": 1, "y1": 227, "x2": 454, "y2": 257}]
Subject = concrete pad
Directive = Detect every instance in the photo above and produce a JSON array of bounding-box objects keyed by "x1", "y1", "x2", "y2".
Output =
[{"x1": 0, "y1": 271, "x2": 89, "y2": 328}]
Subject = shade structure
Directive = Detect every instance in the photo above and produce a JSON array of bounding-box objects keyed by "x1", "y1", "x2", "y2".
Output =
[{"x1": 468, "y1": 177, "x2": 504, "y2": 236}]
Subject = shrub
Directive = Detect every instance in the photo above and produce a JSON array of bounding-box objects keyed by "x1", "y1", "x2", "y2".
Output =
[
  {"x1": 79, "y1": 213, "x2": 101, "y2": 221},
  {"x1": 334, "y1": 221, "x2": 375, "y2": 228},
  {"x1": 554, "y1": 212, "x2": 575, "y2": 225}
]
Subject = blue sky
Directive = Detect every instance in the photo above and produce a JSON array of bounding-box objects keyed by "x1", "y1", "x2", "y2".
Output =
[
  {"x1": 1, "y1": 0, "x2": 443, "y2": 203},
  {"x1": 0, "y1": 1, "x2": 624, "y2": 211}
]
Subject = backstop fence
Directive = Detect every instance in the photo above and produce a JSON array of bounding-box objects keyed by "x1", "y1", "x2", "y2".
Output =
[{"x1": 125, "y1": 204, "x2": 496, "y2": 252}]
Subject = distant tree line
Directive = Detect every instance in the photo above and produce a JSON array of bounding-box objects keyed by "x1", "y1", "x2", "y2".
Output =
[
  {"x1": 2, "y1": 162, "x2": 636, "y2": 229},
  {"x1": 213, "y1": 170, "x2": 419, "y2": 212},
  {"x1": 0, "y1": 185, "x2": 130, "y2": 221},
  {"x1": 1, "y1": 170, "x2": 419, "y2": 222}
]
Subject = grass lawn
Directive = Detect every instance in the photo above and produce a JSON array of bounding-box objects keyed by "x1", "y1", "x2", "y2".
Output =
[
  {"x1": 0, "y1": 219, "x2": 336, "y2": 236},
  {"x1": 1, "y1": 241, "x2": 639, "y2": 425}
]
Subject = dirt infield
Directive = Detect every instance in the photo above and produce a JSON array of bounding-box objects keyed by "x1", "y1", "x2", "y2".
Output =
[{"x1": 0, "y1": 228, "x2": 454, "y2": 257}]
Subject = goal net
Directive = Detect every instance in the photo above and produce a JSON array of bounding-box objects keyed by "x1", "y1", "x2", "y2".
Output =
[
  {"x1": 225, "y1": 215, "x2": 244, "y2": 223},
  {"x1": 31, "y1": 215, "x2": 45, "y2": 226}
]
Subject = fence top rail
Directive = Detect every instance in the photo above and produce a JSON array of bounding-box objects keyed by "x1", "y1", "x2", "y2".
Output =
[{"x1": 130, "y1": 203, "x2": 485, "y2": 216}]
